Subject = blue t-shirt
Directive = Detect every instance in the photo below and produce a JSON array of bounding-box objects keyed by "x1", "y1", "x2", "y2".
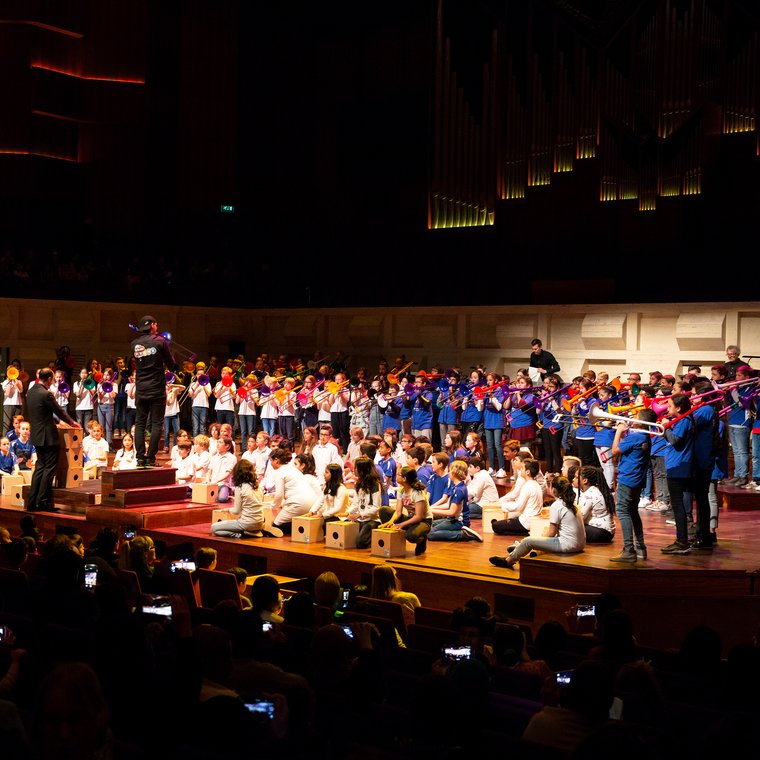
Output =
[
  {"x1": 664, "y1": 417, "x2": 694, "y2": 478},
  {"x1": 416, "y1": 464, "x2": 433, "y2": 488},
  {"x1": 381, "y1": 397, "x2": 403, "y2": 431},
  {"x1": 438, "y1": 395, "x2": 459, "y2": 425},
  {"x1": 10, "y1": 439, "x2": 35, "y2": 470},
  {"x1": 574, "y1": 398, "x2": 596, "y2": 439},
  {"x1": 508, "y1": 391, "x2": 538, "y2": 429},
  {"x1": 590, "y1": 400, "x2": 615, "y2": 447},
  {"x1": 377, "y1": 456, "x2": 397, "y2": 488},
  {"x1": 449, "y1": 481, "x2": 470, "y2": 526},
  {"x1": 726, "y1": 387, "x2": 753, "y2": 427},
  {"x1": 427, "y1": 472, "x2": 452, "y2": 505},
  {"x1": 616, "y1": 430, "x2": 650, "y2": 488},
  {"x1": 483, "y1": 388, "x2": 506, "y2": 430},
  {"x1": 650, "y1": 431, "x2": 667, "y2": 456},
  {"x1": 692, "y1": 403, "x2": 717, "y2": 471},
  {"x1": 0, "y1": 450, "x2": 18, "y2": 474},
  {"x1": 411, "y1": 391, "x2": 434, "y2": 430}
]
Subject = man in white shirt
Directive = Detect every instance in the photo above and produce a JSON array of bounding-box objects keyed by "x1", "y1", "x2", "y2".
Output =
[
  {"x1": 312, "y1": 425, "x2": 342, "y2": 484},
  {"x1": 207, "y1": 437, "x2": 236, "y2": 503},
  {"x1": 467, "y1": 456, "x2": 500, "y2": 518},
  {"x1": 269, "y1": 448, "x2": 315, "y2": 534}
]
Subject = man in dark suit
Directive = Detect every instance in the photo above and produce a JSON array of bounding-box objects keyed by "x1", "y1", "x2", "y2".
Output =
[{"x1": 26, "y1": 368, "x2": 80, "y2": 512}]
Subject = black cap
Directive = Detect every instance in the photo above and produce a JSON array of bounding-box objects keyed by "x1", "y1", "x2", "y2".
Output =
[{"x1": 139, "y1": 315, "x2": 157, "y2": 331}]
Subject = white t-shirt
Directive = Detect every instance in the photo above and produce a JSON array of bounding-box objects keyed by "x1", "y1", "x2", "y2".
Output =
[
  {"x1": 114, "y1": 448, "x2": 137, "y2": 470},
  {"x1": 214, "y1": 381, "x2": 236, "y2": 412},
  {"x1": 506, "y1": 479, "x2": 544, "y2": 530},
  {"x1": 467, "y1": 469, "x2": 499, "y2": 504},
  {"x1": 74, "y1": 381, "x2": 94, "y2": 411},
  {"x1": 83, "y1": 437, "x2": 109, "y2": 466},
  {"x1": 550, "y1": 499, "x2": 586, "y2": 552},
  {"x1": 190, "y1": 380, "x2": 211, "y2": 409},
  {"x1": 578, "y1": 485, "x2": 615, "y2": 535},
  {"x1": 312, "y1": 442, "x2": 342, "y2": 484},
  {"x1": 2, "y1": 379, "x2": 21, "y2": 406},
  {"x1": 272, "y1": 464, "x2": 315, "y2": 524}
]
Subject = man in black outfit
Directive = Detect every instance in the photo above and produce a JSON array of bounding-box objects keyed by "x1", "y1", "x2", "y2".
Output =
[
  {"x1": 529, "y1": 338, "x2": 561, "y2": 380},
  {"x1": 131, "y1": 315, "x2": 175, "y2": 467},
  {"x1": 26, "y1": 368, "x2": 80, "y2": 512}
]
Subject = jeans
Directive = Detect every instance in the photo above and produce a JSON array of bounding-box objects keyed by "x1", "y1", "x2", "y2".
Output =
[
  {"x1": 729, "y1": 425, "x2": 750, "y2": 478},
  {"x1": 666, "y1": 476, "x2": 692, "y2": 544},
  {"x1": 239, "y1": 415, "x2": 256, "y2": 443},
  {"x1": 261, "y1": 418, "x2": 276, "y2": 435},
  {"x1": 369, "y1": 406, "x2": 383, "y2": 437},
  {"x1": 509, "y1": 535, "x2": 563, "y2": 562},
  {"x1": 192, "y1": 407, "x2": 208, "y2": 437},
  {"x1": 428, "y1": 518, "x2": 465, "y2": 541},
  {"x1": 642, "y1": 465, "x2": 653, "y2": 499},
  {"x1": 279, "y1": 416, "x2": 295, "y2": 446},
  {"x1": 708, "y1": 481, "x2": 719, "y2": 532},
  {"x1": 595, "y1": 446, "x2": 614, "y2": 488},
  {"x1": 97, "y1": 404, "x2": 114, "y2": 443},
  {"x1": 651, "y1": 456, "x2": 669, "y2": 504},
  {"x1": 469, "y1": 502, "x2": 483, "y2": 519},
  {"x1": 615, "y1": 482, "x2": 644, "y2": 552},
  {"x1": 164, "y1": 414, "x2": 179, "y2": 450},
  {"x1": 114, "y1": 396, "x2": 127, "y2": 432},
  {"x1": 76, "y1": 409, "x2": 93, "y2": 429},
  {"x1": 753, "y1": 433, "x2": 760, "y2": 483},
  {"x1": 212, "y1": 518, "x2": 263, "y2": 538},
  {"x1": 485, "y1": 428, "x2": 504, "y2": 471},
  {"x1": 216, "y1": 410, "x2": 234, "y2": 427}
]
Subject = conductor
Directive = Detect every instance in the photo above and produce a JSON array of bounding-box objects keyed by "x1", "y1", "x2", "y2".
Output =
[
  {"x1": 131, "y1": 315, "x2": 175, "y2": 468},
  {"x1": 26, "y1": 368, "x2": 80, "y2": 512}
]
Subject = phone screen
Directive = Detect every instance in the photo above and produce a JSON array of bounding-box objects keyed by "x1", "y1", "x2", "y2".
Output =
[
  {"x1": 342, "y1": 624, "x2": 354, "y2": 639},
  {"x1": 556, "y1": 670, "x2": 573, "y2": 685},
  {"x1": 84, "y1": 564, "x2": 98, "y2": 589},
  {"x1": 245, "y1": 700, "x2": 275, "y2": 720},
  {"x1": 142, "y1": 595, "x2": 172, "y2": 619},
  {"x1": 443, "y1": 645, "x2": 471, "y2": 661},
  {"x1": 261, "y1": 622, "x2": 273, "y2": 632},
  {"x1": 170, "y1": 559, "x2": 196, "y2": 572},
  {"x1": 576, "y1": 604, "x2": 596, "y2": 617}
]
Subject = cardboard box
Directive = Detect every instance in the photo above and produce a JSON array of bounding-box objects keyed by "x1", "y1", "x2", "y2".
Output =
[
  {"x1": 325, "y1": 520, "x2": 360, "y2": 550},
  {"x1": 371, "y1": 528, "x2": 407, "y2": 558},
  {"x1": 192, "y1": 483, "x2": 218, "y2": 504},
  {"x1": 291, "y1": 514, "x2": 325, "y2": 544}
]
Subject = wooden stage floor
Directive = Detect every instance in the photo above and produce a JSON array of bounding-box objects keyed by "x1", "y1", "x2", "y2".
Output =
[{"x1": 5, "y1": 483, "x2": 760, "y2": 655}]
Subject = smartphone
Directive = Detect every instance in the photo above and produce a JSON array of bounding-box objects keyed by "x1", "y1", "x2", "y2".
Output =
[
  {"x1": 576, "y1": 604, "x2": 596, "y2": 618},
  {"x1": 340, "y1": 588, "x2": 350, "y2": 610},
  {"x1": 342, "y1": 624, "x2": 354, "y2": 639},
  {"x1": 443, "y1": 645, "x2": 471, "y2": 661},
  {"x1": 261, "y1": 622, "x2": 273, "y2": 632},
  {"x1": 142, "y1": 595, "x2": 172, "y2": 619},
  {"x1": 244, "y1": 699, "x2": 275, "y2": 720},
  {"x1": 84, "y1": 563, "x2": 98, "y2": 589},
  {"x1": 170, "y1": 559, "x2": 196, "y2": 573},
  {"x1": 556, "y1": 670, "x2": 573, "y2": 685},
  {"x1": 121, "y1": 525, "x2": 137, "y2": 541},
  {"x1": 0, "y1": 626, "x2": 6, "y2": 641}
]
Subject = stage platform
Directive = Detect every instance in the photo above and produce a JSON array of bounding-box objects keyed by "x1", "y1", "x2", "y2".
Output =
[{"x1": 3, "y1": 479, "x2": 760, "y2": 655}]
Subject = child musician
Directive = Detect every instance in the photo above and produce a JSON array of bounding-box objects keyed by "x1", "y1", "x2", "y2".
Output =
[
  {"x1": 213, "y1": 367, "x2": 236, "y2": 427},
  {"x1": 188, "y1": 365, "x2": 212, "y2": 437}
]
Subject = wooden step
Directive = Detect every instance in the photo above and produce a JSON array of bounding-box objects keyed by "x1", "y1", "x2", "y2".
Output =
[
  {"x1": 100, "y1": 484, "x2": 189, "y2": 508},
  {"x1": 22, "y1": 482, "x2": 101, "y2": 515},
  {"x1": 101, "y1": 467, "x2": 177, "y2": 489},
  {"x1": 86, "y1": 503, "x2": 217, "y2": 529},
  {"x1": 718, "y1": 484, "x2": 760, "y2": 511}
]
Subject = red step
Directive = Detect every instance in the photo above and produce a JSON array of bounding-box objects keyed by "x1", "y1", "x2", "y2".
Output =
[
  {"x1": 100, "y1": 484, "x2": 189, "y2": 508},
  {"x1": 101, "y1": 467, "x2": 177, "y2": 490}
]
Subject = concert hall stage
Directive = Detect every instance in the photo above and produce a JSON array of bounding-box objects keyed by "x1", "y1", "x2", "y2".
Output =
[{"x1": 4, "y1": 477, "x2": 760, "y2": 656}]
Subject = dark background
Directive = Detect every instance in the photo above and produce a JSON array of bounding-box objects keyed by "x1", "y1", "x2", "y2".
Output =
[{"x1": 0, "y1": 0, "x2": 758, "y2": 308}]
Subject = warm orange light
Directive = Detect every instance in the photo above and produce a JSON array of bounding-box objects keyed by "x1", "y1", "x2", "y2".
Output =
[
  {"x1": 0, "y1": 20, "x2": 82, "y2": 38},
  {"x1": 0, "y1": 149, "x2": 77, "y2": 162},
  {"x1": 31, "y1": 63, "x2": 144, "y2": 84}
]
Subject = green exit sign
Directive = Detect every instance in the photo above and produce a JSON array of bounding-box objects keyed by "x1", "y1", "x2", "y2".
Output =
[{"x1": 220, "y1": 204, "x2": 235, "y2": 213}]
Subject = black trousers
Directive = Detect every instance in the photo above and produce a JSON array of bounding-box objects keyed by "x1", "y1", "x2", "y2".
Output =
[
  {"x1": 27, "y1": 444, "x2": 58, "y2": 510},
  {"x1": 135, "y1": 397, "x2": 165, "y2": 462}
]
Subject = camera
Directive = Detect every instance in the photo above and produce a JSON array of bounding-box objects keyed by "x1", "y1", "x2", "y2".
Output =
[
  {"x1": 84, "y1": 563, "x2": 98, "y2": 590},
  {"x1": 443, "y1": 645, "x2": 471, "y2": 661}
]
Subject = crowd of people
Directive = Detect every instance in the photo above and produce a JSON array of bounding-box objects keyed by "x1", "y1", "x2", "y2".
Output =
[
  {"x1": 0, "y1": 520, "x2": 759, "y2": 758},
  {"x1": 2, "y1": 340, "x2": 758, "y2": 562}
]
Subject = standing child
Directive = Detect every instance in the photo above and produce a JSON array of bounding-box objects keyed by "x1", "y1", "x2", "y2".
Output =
[
  {"x1": 257, "y1": 377, "x2": 280, "y2": 436},
  {"x1": 164, "y1": 383, "x2": 181, "y2": 453},
  {"x1": 236, "y1": 374, "x2": 259, "y2": 443},
  {"x1": 96, "y1": 368, "x2": 116, "y2": 444},
  {"x1": 277, "y1": 377, "x2": 298, "y2": 447},
  {"x1": 74, "y1": 368, "x2": 95, "y2": 429},
  {"x1": 213, "y1": 368, "x2": 236, "y2": 428},
  {"x1": 188, "y1": 366, "x2": 212, "y2": 437},
  {"x1": 482, "y1": 373, "x2": 507, "y2": 477}
]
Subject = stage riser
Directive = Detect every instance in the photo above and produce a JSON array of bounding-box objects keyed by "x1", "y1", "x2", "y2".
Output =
[
  {"x1": 100, "y1": 485, "x2": 189, "y2": 507},
  {"x1": 101, "y1": 468, "x2": 177, "y2": 489},
  {"x1": 719, "y1": 490, "x2": 760, "y2": 511},
  {"x1": 85, "y1": 505, "x2": 216, "y2": 530}
]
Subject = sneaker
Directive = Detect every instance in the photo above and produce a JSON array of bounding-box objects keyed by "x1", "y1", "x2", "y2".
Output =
[
  {"x1": 489, "y1": 555, "x2": 513, "y2": 568},
  {"x1": 690, "y1": 539, "x2": 714, "y2": 551},
  {"x1": 494, "y1": 469, "x2": 507, "y2": 478},
  {"x1": 733, "y1": 477, "x2": 748, "y2": 487},
  {"x1": 638, "y1": 497, "x2": 651, "y2": 509},
  {"x1": 661, "y1": 541, "x2": 691, "y2": 555},
  {"x1": 646, "y1": 501, "x2": 669, "y2": 512},
  {"x1": 262, "y1": 525, "x2": 284, "y2": 538},
  {"x1": 415, "y1": 537, "x2": 427, "y2": 556},
  {"x1": 636, "y1": 545, "x2": 648, "y2": 560},
  {"x1": 488, "y1": 468, "x2": 494, "y2": 475},
  {"x1": 610, "y1": 549, "x2": 637, "y2": 563},
  {"x1": 137, "y1": 459, "x2": 149, "y2": 469},
  {"x1": 665, "y1": 518, "x2": 676, "y2": 525},
  {"x1": 243, "y1": 530, "x2": 264, "y2": 538},
  {"x1": 461, "y1": 525, "x2": 483, "y2": 543},
  {"x1": 740, "y1": 481, "x2": 759, "y2": 489},
  {"x1": 663, "y1": 509, "x2": 674, "y2": 518},
  {"x1": 724, "y1": 476, "x2": 739, "y2": 485}
]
